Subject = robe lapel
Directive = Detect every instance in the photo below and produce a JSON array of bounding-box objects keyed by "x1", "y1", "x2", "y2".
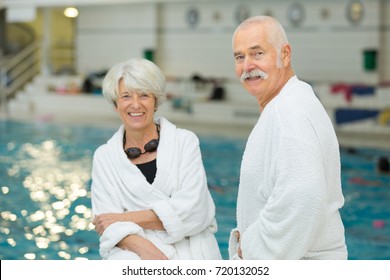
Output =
[
  {"x1": 152, "y1": 117, "x2": 176, "y2": 193},
  {"x1": 106, "y1": 118, "x2": 177, "y2": 204}
]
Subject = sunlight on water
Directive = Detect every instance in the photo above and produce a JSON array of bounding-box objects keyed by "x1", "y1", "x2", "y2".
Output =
[{"x1": 1, "y1": 133, "x2": 97, "y2": 259}]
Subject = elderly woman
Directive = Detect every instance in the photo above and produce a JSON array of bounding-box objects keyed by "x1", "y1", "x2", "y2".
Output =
[{"x1": 91, "y1": 58, "x2": 221, "y2": 260}]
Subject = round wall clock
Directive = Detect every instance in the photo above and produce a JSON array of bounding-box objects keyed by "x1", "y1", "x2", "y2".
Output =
[
  {"x1": 235, "y1": 4, "x2": 250, "y2": 24},
  {"x1": 320, "y1": 7, "x2": 330, "y2": 20},
  {"x1": 346, "y1": 0, "x2": 364, "y2": 25},
  {"x1": 186, "y1": 7, "x2": 199, "y2": 28},
  {"x1": 287, "y1": 2, "x2": 305, "y2": 26}
]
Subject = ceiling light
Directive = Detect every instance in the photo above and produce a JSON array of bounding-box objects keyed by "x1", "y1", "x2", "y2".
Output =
[{"x1": 64, "y1": 7, "x2": 79, "y2": 18}]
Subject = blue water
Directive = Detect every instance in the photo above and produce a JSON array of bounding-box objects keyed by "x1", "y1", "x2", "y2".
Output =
[{"x1": 0, "y1": 120, "x2": 389, "y2": 260}]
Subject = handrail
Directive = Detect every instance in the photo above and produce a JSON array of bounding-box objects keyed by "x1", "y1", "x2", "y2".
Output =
[{"x1": 0, "y1": 40, "x2": 41, "y2": 115}]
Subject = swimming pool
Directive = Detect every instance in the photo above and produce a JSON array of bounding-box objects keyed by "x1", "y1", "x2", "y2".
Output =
[{"x1": 0, "y1": 120, "x2": 389, "y2": 260}]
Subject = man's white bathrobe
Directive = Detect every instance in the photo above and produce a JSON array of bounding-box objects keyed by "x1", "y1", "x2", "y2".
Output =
[
  {"x1": 229, "y1": 76, "x2": 348, "y2": 259},
  {"x1": 91, "y1": 117, "x2": 221, "y2": 260}
]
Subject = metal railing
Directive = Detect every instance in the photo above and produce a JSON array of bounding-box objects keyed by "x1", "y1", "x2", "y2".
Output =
[{"x1": 0, "y1": 40, "x2": 41, "y2": 115}]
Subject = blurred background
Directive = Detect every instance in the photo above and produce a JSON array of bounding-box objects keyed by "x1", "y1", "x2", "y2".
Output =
[{"x1": 0, "y1": 0, "x2": 389, "y2": 260}]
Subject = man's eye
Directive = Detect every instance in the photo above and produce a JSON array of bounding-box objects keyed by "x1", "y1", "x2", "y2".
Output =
[
  {"x1": 254, "y1": 52, "x2": 263, "y2": 58},
  {"x1": 235, "y1": 55, "x2": 244, "y2": 62}
]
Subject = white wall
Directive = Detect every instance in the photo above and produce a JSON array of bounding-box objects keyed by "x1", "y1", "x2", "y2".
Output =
[
  {"x1": 76, "y1": 0, "x2": 388, "y2": 85},
  {"x1": 76, "y1": 3, "x2": 157, "y2": 75}
]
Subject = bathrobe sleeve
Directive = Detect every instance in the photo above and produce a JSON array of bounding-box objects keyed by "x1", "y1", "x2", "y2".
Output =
[
  {"x1": 240, "y1": 118, "x2": 328, "y2": 259},
  {"x1": 91, "y1": 146, "x2": 123, "y2": 215},
  {"x1": 151, "y1": 130, "x2": 217, "y2": 244},
  {"x1": 91, "y1": 146, "x2": 145, "y2": 258}
]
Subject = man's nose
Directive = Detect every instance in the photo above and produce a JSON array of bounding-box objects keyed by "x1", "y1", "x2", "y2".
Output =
[{"x1": 243, "y1": 56, "x2": 256, "y2": 72}]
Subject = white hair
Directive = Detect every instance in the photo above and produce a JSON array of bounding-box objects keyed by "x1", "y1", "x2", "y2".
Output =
[
  {"x1": 232, "y1": 15, "x2": 289, "y2": 67},
  {"x1": 102, "y1": 58, "x2": 166, "y2": 107}
]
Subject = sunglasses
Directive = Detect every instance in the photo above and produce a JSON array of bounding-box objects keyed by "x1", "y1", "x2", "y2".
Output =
[{"x1": 124, "y1": 125, "x2": 160, "y2": 159}]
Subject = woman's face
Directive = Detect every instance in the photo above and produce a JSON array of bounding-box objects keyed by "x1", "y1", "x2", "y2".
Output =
[{"x1": 115, "y1": 78, "x2": 156, "y2": 132}]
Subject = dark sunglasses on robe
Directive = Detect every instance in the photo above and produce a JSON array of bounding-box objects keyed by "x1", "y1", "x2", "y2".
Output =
[{"x1": 124, "y1": 125, "x2": 160, "y2": 159}]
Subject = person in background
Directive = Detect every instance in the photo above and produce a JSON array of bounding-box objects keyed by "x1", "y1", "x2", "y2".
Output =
[
  {"x1": 229, "y1": 15, "x2": 347, "y2": 259},
  {"x1": 91, "y1": 58, "x2": 221, "y2": 260}
]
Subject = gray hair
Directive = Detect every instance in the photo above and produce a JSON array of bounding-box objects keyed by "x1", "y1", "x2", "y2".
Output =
[
  {"x1": 232, "y1": 16, "x2": 289, "y2": 67},
  {"x1": 102, "y1": 58, "x2": 166, "y2": 108}
]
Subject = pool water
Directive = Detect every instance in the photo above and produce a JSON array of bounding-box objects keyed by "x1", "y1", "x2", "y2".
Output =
[{"x1": 0, "y1": 120, "x2": 389, "y2": 260}]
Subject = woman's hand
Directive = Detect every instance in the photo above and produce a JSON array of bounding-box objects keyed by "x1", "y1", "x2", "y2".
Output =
[
  {"x1": 93, "y1": 210, "x2": 164, "y2": 235},
  {"x1": 92, "y1": 213, "x2": 123, "y2": 235},
  {"x1": 118, "y1": 234, "x2": 169, "y2": 260}
]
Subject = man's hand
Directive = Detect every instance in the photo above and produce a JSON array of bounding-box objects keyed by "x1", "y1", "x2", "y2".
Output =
[{"x1": 236, "y1": 231, "x2": 243, "y2": 258}]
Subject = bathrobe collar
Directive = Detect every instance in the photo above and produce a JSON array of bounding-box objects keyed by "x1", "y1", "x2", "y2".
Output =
[{"x1": 106, "y1": 117, "x2": 176, "y2": 202}]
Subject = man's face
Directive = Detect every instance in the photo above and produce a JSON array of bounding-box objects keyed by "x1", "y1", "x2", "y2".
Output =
[{"x1": 233, "y1": 23, "x2": 286, "y2": 107}]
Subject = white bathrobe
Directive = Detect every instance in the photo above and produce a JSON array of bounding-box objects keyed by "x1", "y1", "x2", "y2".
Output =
[
  {"x1": 91, "y1": 117, "x2": 221, "y2": 260},
  {"x1": 229, "y1": 76, "x2": 348, "y2": 260}
]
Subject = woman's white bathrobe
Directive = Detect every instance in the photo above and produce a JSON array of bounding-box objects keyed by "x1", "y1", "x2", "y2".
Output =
[
  {"x1": 229, "y1": 76, "x2": 348, "y2": 260},
  {"x1": 91, "y1": 117, "x2": 221, "y2": 260}
]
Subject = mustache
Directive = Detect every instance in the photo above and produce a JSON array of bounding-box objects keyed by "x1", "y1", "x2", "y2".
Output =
[{"x1": 240, "y1": 69, "x2": 268, "y2": 82}]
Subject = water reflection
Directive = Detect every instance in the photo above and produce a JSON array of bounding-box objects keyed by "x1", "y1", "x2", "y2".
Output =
[{"x1": 1, "y1": 137, "x2": 98, "y2": 260}]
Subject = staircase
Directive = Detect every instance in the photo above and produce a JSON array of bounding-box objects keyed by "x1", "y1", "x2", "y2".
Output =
[{"x1": 0, "y1": 23, "x2": 40, "y2": 117}]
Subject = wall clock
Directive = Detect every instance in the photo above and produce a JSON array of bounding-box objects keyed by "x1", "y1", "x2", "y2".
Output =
[
  {"x1": 346, "y1": 0, "x2": 364, "y2": 25},
  {"x1": 186, "y1": 7, "x2": 199, "y2": 28},
  {"x1": 235, "y1": 4, "x2": 250, "y2": 24},
  {"x1": 287, "y1": 2, "x2": 305, "y2": 26}
]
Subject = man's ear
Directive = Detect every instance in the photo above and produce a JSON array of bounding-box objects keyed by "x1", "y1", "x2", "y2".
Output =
[{"x1": 281, "y1": 44, "x2": 291, "y2": 66}]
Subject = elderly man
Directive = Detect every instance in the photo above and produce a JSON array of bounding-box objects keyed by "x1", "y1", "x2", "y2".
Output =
[{"x1": 229, "y1": 16, "x2": 347, "y2": 260}]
